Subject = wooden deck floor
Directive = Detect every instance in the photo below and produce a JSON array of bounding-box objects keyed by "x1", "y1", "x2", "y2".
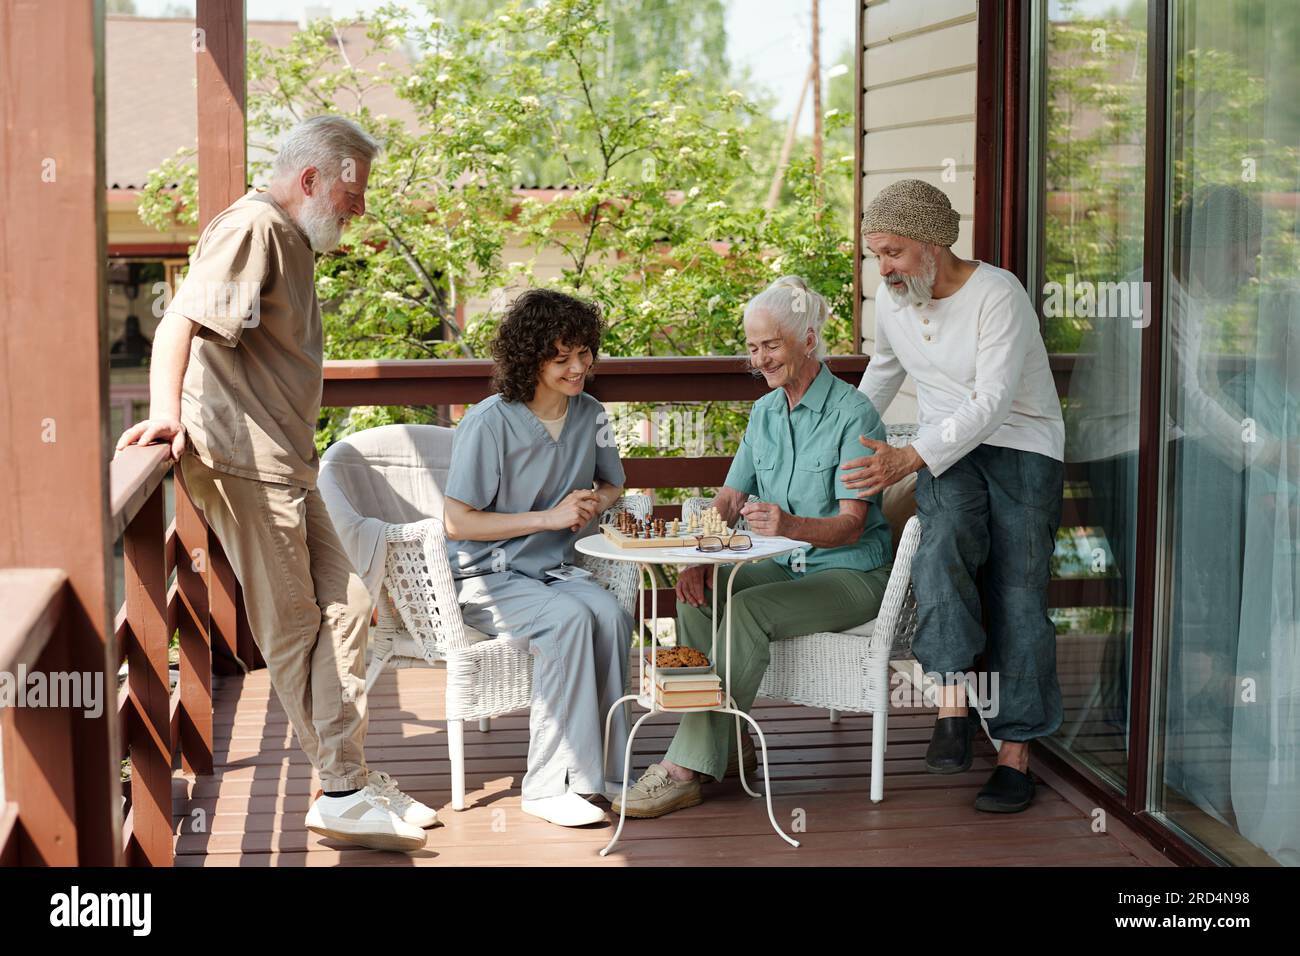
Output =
[{"x1": 172, "y1": 657, "x2": 1165, "y2": 867}]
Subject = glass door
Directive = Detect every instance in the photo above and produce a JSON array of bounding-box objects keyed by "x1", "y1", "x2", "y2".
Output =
[
  {"x1": 1035, "y1": 0, "x2": 1150, "y2": 790},
  {"x1": 1155, "y1": 0, "x2": 1300, "y2": 867}
]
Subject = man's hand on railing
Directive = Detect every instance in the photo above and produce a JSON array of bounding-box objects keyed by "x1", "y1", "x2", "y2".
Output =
[
  {"x1": 115, "y1": 417, "x2": 187, "y2": 461},
  {"x1": 676, "y1": 563, "x2": 710, "y2": 607}
]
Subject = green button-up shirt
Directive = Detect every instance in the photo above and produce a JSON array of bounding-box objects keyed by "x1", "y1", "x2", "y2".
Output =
[{"x1": 724, "y1": 362, "x2": 892, "y2": 575}]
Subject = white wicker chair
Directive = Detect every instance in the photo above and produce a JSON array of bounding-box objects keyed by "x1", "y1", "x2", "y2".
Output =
[
  {"x1": 318, "y1": 423, "x2": 649, "y2": 811},
  {"x1": 679, "y1": 422, "x2": 923, "y2": 803}
]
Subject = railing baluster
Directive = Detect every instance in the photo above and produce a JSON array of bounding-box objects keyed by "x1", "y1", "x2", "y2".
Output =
[
  {"x1": 122, "y1": 482, "x2": 173, "y2": 866},
  {"x1": 174, "y1": 468, "x2": 214, "y2": 776},
  {"x1": 208, "y1": 535, "x2": 244, "y2": 676}
]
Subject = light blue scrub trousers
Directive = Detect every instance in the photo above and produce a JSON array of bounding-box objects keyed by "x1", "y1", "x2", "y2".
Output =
[{"x1": 456, "y1": 570, "x2": 633, "y2": 800}]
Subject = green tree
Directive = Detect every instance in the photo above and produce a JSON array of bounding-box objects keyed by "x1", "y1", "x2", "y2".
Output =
[
  {"x1": 139, "y1": 0, "x2": 856, "y2": 485},
  {"x1": 1041, "y1": 1, "x2": 1298, "y2": 354},
  {"x1": 1041, "y1": 4, "x2": 1148, "y2": 353}
]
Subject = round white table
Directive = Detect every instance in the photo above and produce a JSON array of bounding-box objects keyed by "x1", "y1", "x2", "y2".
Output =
[{"x1": 575, "y1": 530, "x2": 810, "y2": 856}]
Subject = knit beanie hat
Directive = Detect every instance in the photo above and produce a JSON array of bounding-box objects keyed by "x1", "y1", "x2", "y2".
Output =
[{"x1": 860, "y1": 179, "x2": 960, "y2": 247}]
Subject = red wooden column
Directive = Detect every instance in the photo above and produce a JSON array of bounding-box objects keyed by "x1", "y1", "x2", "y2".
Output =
[
  {"x1": 973, "y1": 0, "x2": 1029, "y2": 280},
  {"x1": 196, "y1": 0, "x2": 248, "y2": 230},
  {"x1": 0, "y1": 0, "x2": 122, "y2": 865},
  {"x1": 195, "y1": 0, "x2": 261, "y2": 671}
]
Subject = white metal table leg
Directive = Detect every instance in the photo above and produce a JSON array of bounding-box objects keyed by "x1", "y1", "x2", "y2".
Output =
[
  {"x1": 733, "y1": 706, "x2": 761, "y2": 798},
  {"x1": 600, "y1": 709, "x2": 657, "y2": 857},
  {"x1": 724, "y1": 565, "x2": 762, "y2": 802},
  {"x1": 602, "y1": 693, "x2": 639, "y2": 782},
  {"x1": 725, "y1": 705, "x2": 799, "y2": 848},
  {"x1": 594, "y1": 547, "x2": 802, "y2": 856},
  {"x1": 722, "y1": 557, "x2": 795, "y2": 842}
]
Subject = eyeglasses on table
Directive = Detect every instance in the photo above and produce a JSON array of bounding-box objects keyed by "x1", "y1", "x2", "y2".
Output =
[{"x1": 693, "y1": 532, "x2": 753, "y2": 553}]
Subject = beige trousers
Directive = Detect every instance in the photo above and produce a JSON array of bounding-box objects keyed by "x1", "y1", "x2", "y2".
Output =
[{"x1": 180, "y1": 453, "x2": 372, "y2": 791}]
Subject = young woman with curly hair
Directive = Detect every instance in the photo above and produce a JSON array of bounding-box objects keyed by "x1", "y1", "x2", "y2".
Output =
[{"x1": 442, "y1": 288, "x2": 632, "y2": 828}]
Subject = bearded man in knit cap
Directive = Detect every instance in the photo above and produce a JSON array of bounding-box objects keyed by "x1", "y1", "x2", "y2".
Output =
[{"x1": 841, "y1": 178, "x2": 1065, "y2": 812}]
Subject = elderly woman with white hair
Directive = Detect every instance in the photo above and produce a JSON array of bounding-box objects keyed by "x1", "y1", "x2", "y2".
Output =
[{"x1": 613, "y1": 276, "x2": 894, "y2": 819}]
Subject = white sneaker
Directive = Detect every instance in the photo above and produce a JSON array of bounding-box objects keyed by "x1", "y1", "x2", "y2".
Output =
[
  {"x1": 521, "y1": 791, "x2": 608, "y2": 827},
  {"x1": 305, "y1": 789, "x2": 427, "y2": 852},
  {"x1": 366, "y1": 770, "x2": 439, "y2": 828}
]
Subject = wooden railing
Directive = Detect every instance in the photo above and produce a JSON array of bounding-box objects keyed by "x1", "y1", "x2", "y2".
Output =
[
  {"x1": 0, "y1": 569, "x2": 76, "y2": 865},
  {"x1": 111, "y1": 446, "x2": 245, "y2": 864},
  {"x1": 1, "y1": 442, "x2": 256, "y2": 866},
  {"x1": 108, "y1": 444, "x2": 268, "y2": 865}
]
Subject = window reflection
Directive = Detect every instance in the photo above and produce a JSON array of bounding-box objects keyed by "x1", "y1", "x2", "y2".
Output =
[
  {"x1": 1160, "y1": 0, "x2": 1300, "y2": 866},
  {"x1": 1044, "y1": 0, "x2": 1149, "y2": 788}
]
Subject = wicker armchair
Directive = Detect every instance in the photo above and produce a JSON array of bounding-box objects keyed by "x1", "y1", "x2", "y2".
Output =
[
  {"x1": 678, "y1": 422, "x2": 922, "y2": 803},
  {"x1": 317, "y1": 422, "x2": 649, "y2": 811}
]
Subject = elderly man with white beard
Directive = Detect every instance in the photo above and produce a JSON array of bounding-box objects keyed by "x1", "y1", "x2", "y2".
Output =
[
  {"x1": 114, "y1": 115, "x2": 433, "y2": 851},
  {"x1": 840, "y1": 179, "x2": 1066, "y2": 813}
]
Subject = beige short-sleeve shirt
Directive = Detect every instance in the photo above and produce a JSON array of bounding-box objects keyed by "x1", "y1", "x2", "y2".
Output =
[{"x1": 174, "y1": 191, "x2": 323, "y2": 488}]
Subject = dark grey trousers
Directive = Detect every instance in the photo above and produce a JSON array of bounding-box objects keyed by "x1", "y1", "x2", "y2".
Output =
[{"x1": 912, "y1": 443, "x2": 1065, "y2": 741}]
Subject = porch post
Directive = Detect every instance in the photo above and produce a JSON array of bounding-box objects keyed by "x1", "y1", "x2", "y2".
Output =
[
  {"x1": 0, "y1": 0, "x2": 122, "y2": 865},
  {"x1": 196, "y1": 0, "x2": 248, "y2": 229},
  {"x1": 195, "y1": 0, "x2": 259, "y2": 673}
]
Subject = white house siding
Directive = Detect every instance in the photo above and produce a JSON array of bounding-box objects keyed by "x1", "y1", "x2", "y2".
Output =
[{"x1": 859, "y1": 0, "x2": 978, "y2": 425}]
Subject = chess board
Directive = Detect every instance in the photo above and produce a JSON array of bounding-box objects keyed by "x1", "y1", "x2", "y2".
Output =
[
  {"x1": 600, "y1": 507, "x2": 733, "y2": 549},
  {"x1": 599, "y1": 524, "x2": 729, "y2": 549}
]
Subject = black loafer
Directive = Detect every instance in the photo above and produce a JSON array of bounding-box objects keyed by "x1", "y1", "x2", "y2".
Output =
[
  {"x1": 974, "y1": 765, "x2": 1035, "y2": 813},
  {"x1": 924, "y1": 706, "x2": 979, "y2": 774}
]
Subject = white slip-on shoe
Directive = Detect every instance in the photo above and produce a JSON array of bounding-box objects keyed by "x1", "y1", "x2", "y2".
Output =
[
  {"x1": 305, "y1": 789, "x2": 428, "y2": 852},
  {"x1": 366, "y1": 769, "x2": 440, "y2": 828},
  {"x1": 520, "y1": 790, "x2": 608, "y2": 827}
]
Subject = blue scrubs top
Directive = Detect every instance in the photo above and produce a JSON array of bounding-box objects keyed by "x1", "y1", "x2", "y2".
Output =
[
  {"x1": 445, "y1": 392, "x2": 625, "y2": 580},
  {"x1": 724, "y1": 362, "x2": 893, "y2": 574}
]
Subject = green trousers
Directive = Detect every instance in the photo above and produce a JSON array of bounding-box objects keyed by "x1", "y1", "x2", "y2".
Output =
[{"x1": 664, "y1": 560, "x2": 892, "y2": 780}]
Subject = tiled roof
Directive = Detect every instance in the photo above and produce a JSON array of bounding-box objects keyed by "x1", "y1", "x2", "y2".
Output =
[{"x1": 106, "y1": 15, "x2": 417, "y2": 190}]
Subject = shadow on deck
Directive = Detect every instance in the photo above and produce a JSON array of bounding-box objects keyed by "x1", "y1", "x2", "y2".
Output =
[{"x1": 172, "y1": 658, "x2": 1168, "y2": 867}]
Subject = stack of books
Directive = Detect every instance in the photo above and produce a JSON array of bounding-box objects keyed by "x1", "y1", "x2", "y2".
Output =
[{"x1": 641, "y1": 668, "x2": 723, "y2": 710}]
